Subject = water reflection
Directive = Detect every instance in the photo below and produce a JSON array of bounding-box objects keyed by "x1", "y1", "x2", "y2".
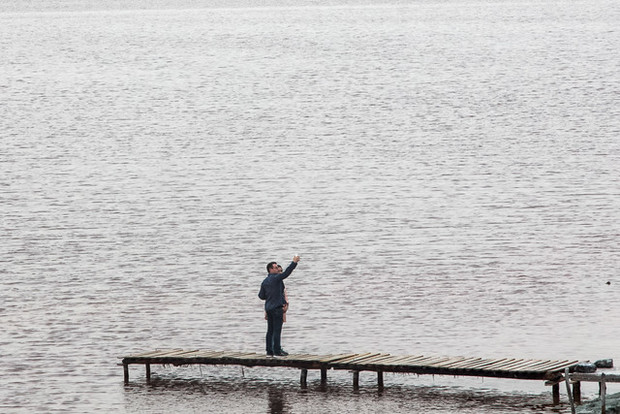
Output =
[
  {"x1": 121, "y1": 371, "x2": 572, "y2": 414},
  {"x1": 268, "y1": 387, "x2": 289, "y2": 414}
]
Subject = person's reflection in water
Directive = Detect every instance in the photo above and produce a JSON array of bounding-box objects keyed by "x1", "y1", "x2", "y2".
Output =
[{"x1": 267, "y1": 386, "x2": 289, "y2": 414}]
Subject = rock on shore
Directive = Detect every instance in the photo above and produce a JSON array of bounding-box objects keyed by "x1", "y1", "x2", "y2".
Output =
[{"x1": 577, "y1": 392, "x2": 620, "y2": 414}]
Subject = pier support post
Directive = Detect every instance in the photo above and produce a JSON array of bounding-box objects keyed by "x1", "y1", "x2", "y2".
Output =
[
  {"x1": 601, "y1": 373, "x2": 607, "y2": 414},
  {"x1": 353, "y1": 371, "x2": 360, "y2": 390},
  {"x1": 321, "y1": 367, "x2": 327, "y2": 386},
  {"x1": 123, "y1": 363, "x2": 129, "y2": 385},
  {"x1": 146, "y1": 364, "x2": 151, "y2": 383},
  {"x1": 378, "y1": 371, "x2": 384, "y2": 390},
  {"x1": 564, "y1": 369, "x2": 575, "y2": 414},
  {"x1": 572, "y1": 381, "x2": 581, "y2": 405},
  {"x1": 300, "y1": 369, "x2": 308, "y2": 388},
  {"x1": 552, "y1": 383, "x2": 560, "y2": 405}
]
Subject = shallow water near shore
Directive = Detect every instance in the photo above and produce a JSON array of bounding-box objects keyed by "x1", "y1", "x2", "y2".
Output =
[{"x1": 1, "y1": 0, "x2": 619, "y2": 412}]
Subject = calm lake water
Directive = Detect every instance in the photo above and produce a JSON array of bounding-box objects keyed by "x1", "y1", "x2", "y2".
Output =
[{"x1": 1, "y1": 0, "x2": 619, "y2": 412}]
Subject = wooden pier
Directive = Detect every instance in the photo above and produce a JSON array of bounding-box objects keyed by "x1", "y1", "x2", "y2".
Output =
[{"x1": 121, "y1": 349, "x2": 582, "y2": 405}]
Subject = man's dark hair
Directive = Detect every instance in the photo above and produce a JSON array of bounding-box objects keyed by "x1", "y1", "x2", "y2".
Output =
[{"x1": 266, "y1": 261, "x2": 277, "y2": 272}]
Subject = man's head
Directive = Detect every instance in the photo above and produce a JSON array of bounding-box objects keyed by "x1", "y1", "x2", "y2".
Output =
[{"x1": 266, "y1": 261, "x2": 279, "y2": 274}]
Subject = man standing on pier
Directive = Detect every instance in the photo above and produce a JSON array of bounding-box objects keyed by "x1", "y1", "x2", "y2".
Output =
[{"x1": 259, "y1": 255, "x2": 300, "y2": 357}]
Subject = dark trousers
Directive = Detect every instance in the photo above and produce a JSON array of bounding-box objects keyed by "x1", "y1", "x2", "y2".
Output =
[{"x1": 266, "y1": 307, "x2": 284, "y2": 355}]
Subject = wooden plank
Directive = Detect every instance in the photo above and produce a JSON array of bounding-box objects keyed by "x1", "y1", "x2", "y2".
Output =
[
  {"x1": 338, "y1": 353, "x2": 387, "y2": 365},
  {"x1": 427, "y1": 356, "x2": 475, "y2": 368},
  {"x1": 508, "y1": 359, "x2": 557, "y2": 371},
  {"x1": 130, "y1": 349, "x2": 183, "y2": 358},
  {"x1": 277, "y1": 354, "x2": 315, "y2": 361},
  {"x1": 330, "y1": 353, "x2": 375, "y2": 364},
  {"x1": 495, "y1": 359, "x2": 555, "y2": 374},
  {"x1": 173, "y1": 350, "x2": 203, "y2": 358},
  {"x1": 186, "y1": 350, "x2": 215, "y2": 357},
  {"x1": 492, "y1": 359, "x2": 537, "y2": 371},
  {"x1": 413, "y1": 356, "x2": 468, "y2": 368},
  {"x1": 446, "y1": 358, "x2": 497, "y2": 369},
  {"x1": 570, "y1": 372, "x2": 620, "y2": 383},
  {"x1": 219, "y1": 352, "x2": 249, "y2": 358},
  {"x1": 189, "y1": 350, "x2": 229, "y2": 358},
  {"x1": 213, "y1": 351, "x2": 252, "y2": 361},
  {"x1": 320, "y1": 354, "x2": 359, "y2": 363},
  {"x1": 406, "y1": 356, "x2": 451, "y2": 367},
  {"x1": 149, "y1": 349, "x2": 197, "y2": 358},
  {"x1": 389, "y1": 355, "x2": 446, "y2": 368},
  {"x1": 206, "y1": 351, "x2": 244, "y2": 358},
  {"x1": 443, "y1": 358, "x2": 488, "y2": 369},
  {"x1": 126, "y1": 349, "x2": 177, "y2": 358},
  {"x1": 304, "y1": 355, "x2": 333, "y2": 362},
  {"x1": 169, "y1": 349, "x2": 202, "y2": 357},
  {"x1": 421, "y1": 356, "x2": 469, "y2": 367},
  {"x1": 228, "y1": 352, "x2": 263, "y2": 358},
  {"x1": 382, "y1": 355, "x2": 427, "y2": 366},
  {"x1": 460, "y1": 358, "x2": 511, "y2": 370},
  {"x1": 536, "y1": 360, "x2": 580, "y2": 372},
  {"x1": 382, "y1": 355, "x2": 427, "y2": 365},
  {"x1": 336, "y1": 353, "x2": 377, "y2": 364},
  {"x1": 426, "y1": 357, "x2": 462, "y2": 367},
  {"x1": 356, "y1": 354, "x2": 397, "y2": 366},
  {"x1": 366, "y1": 355, "x2": 413, "y2": 365},
  {"x1": 506, "y1": 359, "x2": 551, "y2": 371},
  {"x1": 517, "y1": 360, "x2": 567, "y2": 372},
  {"x1": 486, "y1": 359, "x2": 524, "y2": 370},
  {"x1": 564, "y1": 368, "x2": 576, "y2": 414},
  {"x1": 354, "y1": 354, "x2": 393, "y2": 365},
  {"x1": 397, "y1": 355, "x2": 437, "y2": 365},
  {"x1": 224, "y1": 353, "x2": 264, "y2": 360},
  {"x1": 228, "y1": 352, "x2": 264, "y2": 359},
  {"x1": 315, "y1": 354, "x2": 347, "y2": 361},
  {"x1": 477, "y1": 359, "x2": 520, "y2": 370},
  {"x1": 513, "y1": 360, "x2": 564, "y2": 373},
  {"x1": 512, "y1": 359, "x2": 559, "y2": 371},
  {"x1": 436, "y1": 357, "x2": 483, "y2": 368},
  {"x1": 177, "y1": 351, "x2": 202, "y2": 358},
  {"x1": 283, "y1": 354, "x2": 313, "y2": 359},
  {"x1": 315, "y1": 354, "x2": 343, "y2": 361}
]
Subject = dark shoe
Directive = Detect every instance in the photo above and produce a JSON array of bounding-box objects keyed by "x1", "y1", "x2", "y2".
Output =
[
  {"x1": 266, "y1": 353, "x2": 274, "y2": 357},
  {"x1": 275, "y1": 350, "x2": 289, "y2": 357}
]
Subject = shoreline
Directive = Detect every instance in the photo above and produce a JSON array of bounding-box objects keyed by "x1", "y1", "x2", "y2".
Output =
[{"x1": 578, "y1": 392, "x2": 620, "y2": 414}]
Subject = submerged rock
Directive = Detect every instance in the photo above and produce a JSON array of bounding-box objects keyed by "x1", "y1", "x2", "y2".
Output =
[
  {"x1": 575, "y1": 362, "x2": 598, "y2": 373},
  {"x1": 595, "y1": 359, "x2": 614, "y2": 368}
]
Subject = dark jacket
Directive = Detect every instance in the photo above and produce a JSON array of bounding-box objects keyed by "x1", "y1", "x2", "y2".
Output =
[{"x1": 258, "y1": 261, "x2": 297, "y2": 311}]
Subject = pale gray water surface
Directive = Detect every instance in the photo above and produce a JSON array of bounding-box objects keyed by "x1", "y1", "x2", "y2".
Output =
[{"x1": 1, "y1": 0, "x2": 619, "y2": 412}]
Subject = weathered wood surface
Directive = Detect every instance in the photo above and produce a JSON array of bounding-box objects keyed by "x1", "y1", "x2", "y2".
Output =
[
  {"x1": 327, "y1": 354, "x2": 579, "y2": 380},
  {"x1": 122, "y1": 349, "x2": 579, "y2": 381},
  {"x1": 570, "y1": 372, "x2": 620, "y2": 382}
]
